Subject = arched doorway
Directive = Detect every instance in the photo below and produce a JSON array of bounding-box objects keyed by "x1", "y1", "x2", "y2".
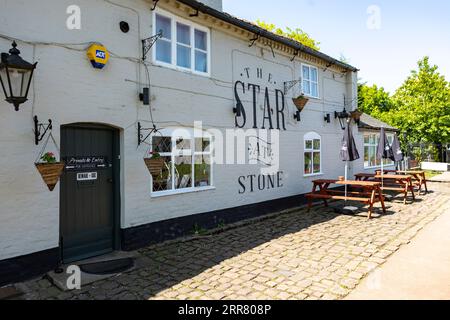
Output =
[{"x1": 60, "y1": 123, "x2": 121, "y2": 263}]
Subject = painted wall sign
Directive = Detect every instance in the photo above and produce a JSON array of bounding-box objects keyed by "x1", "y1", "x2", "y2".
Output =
[
  {"x1": 65, "y1": 156, "x2": 109, "y2": 171},
  {"x1": 86, "y1": 44, "x2": 110, "y2": 69},
  {"x1": 232, "y1": 52, "x2": 294, "y2": 131},
  {"x1": 248, "y1": 136, "x2": 275, "y2": 166},
  {"x1": 77, "y1": 172, "x2": 98, "y2": 181},
  {"x1": 238, "y1": 171, "x2": 284, "y2": 194}
]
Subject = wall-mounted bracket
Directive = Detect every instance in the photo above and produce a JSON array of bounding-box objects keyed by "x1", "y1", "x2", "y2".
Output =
[
  {"x1": 138, "y1": 122, "x2": 158, "y2": 146},
  {"x1": 151, "y1": 0, "x2": 160, "y2": 11},
  {"x1": 142, "y1": 31, "x2": 163, "y2": 61},
  {"x1": 33, "y1": 116, "x2": 52, "y2": 146},
  {"x1": 249, "y1": 33, "x2": 260, "y2": 47},
  {"x1": 189, "y1": 9, "x2": 199, "y2": 17},
  {"x1": 283, "y1": 80, "x2": 301, "y2": 95},
  {"x1": 323, "y1": 62, "x2": 334, "y2": 72},
  {"x1": 290, "y1": 50, "x2": 299, "y2": 62},
  {"x1": 267, "y1": 44, "x2": 275, "y2": 58}
]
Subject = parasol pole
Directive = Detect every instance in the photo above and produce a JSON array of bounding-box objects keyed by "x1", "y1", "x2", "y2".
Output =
[
  {"x1": 381, "y1": 126, "x2": 384, "y2": 188},
  {"x1": 345, "y1": 161, "x2": 348, "y2": 202}
]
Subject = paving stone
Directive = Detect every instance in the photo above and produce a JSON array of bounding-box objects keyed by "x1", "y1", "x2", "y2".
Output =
[{"x1": 16, "y1": 182, "x2": 450, "y2": 301}]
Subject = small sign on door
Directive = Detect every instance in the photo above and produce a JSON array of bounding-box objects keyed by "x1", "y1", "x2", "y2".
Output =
[{"x1": 77, "y1": 172, "x2": 98, "y2": 181}]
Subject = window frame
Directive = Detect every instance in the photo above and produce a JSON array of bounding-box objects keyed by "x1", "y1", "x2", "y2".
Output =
[
  {"x1": 152, "y1": 9, "x2": 211, "y2": 77},
  {"x1": 301, "y1": 63, "x2": 320, "y2": 99},
  {"x1": 304, "y1": 132, "x2": 323, "y2": 177},
  {"x1": 150, "y1": 128, "x2": 214, "y2": 198},
  {"x1": 363, "y1": 132, "x2": 395, "y2": 169}
]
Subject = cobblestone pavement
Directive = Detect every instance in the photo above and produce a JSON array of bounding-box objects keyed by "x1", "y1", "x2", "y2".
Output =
[{"x1": 16, "y1": 182, "x2": 450, "y2": 300}]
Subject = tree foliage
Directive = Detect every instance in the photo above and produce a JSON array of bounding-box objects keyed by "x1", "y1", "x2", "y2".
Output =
[
  {"x1": 358, "y1": 57, "x2": 450, "y2": 146},
  {"x1": 255, "y1": 20, "x2": 320, "y2": 51},
  {"x1": 358, "y1": 83, "x2": 393, "y2": 116}
]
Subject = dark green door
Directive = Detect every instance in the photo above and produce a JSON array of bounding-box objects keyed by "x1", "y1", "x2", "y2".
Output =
[{"x1": 60, "y1": 125, "x2": 118, "y2": 263}]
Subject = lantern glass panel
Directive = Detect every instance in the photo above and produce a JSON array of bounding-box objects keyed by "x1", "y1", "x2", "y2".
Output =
[
  {"x1": 9, "y1": 67, "x2": 32, "y2": 97},
  {"x1": 0, "y1": 67, "x2": 8, "y2": 96}
]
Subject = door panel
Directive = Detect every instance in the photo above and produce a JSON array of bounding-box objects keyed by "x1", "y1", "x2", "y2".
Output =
[{"x1": 60, "y1": 125, "x2": 117, "y2": 263}]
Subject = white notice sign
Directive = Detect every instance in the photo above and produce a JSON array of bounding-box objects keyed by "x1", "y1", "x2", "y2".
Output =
[{"x1": 77, "y1": 172, "x2": 98, "y2": 181}]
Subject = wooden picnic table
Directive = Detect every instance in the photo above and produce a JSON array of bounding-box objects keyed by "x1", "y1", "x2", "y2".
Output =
[
  {"x1": 376, "y1": 170, "x2": 428, "y2": 194},
  {"x1": 354, "y1": 173, "x2": 416, "y2": 204},
  {"x1": 306, "y1": 179, "x2": 386, "y2": 219}
]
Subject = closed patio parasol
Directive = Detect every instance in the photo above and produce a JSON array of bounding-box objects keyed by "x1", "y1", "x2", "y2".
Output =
[
  {"x1": 390, "y1": 133, "x2": 404, "y2": 168},
  {"x1": 377, "y1": 127, "x2": 394, "y2": 186},
  {"x1": 340, "y1": 119, "x2": 360, "y2": 200}
]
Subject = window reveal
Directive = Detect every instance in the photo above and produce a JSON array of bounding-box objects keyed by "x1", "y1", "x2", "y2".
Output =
[
  {"x1": 154, "y1": 10, "x2": 210, "y2": 75},
  {"x1": 364, "y1": 133, "x2": 394, "y2": 168},
  {"x1": 151, "y1": 135, "x2": 212, "y2": 194},
  {"x1": 304, "y1": 132, "x2": 322, "y2": 176},
  {"x1": 301, "y1": 64, "x2": 319, "y2": 98}
]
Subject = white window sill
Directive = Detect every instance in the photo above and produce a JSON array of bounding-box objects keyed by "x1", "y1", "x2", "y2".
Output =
[
  {"x1": 303, "y1": 94, "x2": 320, "y2": 100},
  {"x1": 151, "y1": 186, "x2": 216, "y2": 198},
  {"x1": 304, "y1": 172, "x2": 324, "y2": 178},
  {"x1": 153, "y1": 60, "x2": 211, "y2": 78}
]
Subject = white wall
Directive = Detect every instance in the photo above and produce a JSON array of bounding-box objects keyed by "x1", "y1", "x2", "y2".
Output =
[{"x1": 0, "y1": 0, "x2": 357, "y2": 260}]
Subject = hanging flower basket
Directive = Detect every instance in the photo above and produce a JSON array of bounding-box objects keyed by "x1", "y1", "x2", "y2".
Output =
[
  {"x1": 144, "y1": 153, "x2": 165, "y2": 177},
  {"x1": 34, "y1": 131, "x2": 65, "y2": 191},
  {"x1": 292, "y1": 95, "x2": 309, "y2": 111},
  {"x1": 35, "y1": 162, "x2": 65, "y2": 191}
]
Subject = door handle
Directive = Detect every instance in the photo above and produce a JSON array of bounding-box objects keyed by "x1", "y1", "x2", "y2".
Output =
[{"x1": 107, "y1": 179, "x2": 114, "y2": 184}]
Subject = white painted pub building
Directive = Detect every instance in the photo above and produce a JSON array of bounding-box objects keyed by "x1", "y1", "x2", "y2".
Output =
[{"x1": 0, "y1": 0, "x2": 395, "y2": 285}]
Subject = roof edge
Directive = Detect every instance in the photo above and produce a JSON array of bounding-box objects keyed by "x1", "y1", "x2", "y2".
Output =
[{"x1": 176, "y1": 0, "x2": 359, "y2": 72}]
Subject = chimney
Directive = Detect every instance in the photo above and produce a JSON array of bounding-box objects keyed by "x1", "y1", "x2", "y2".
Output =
[{"x1": 197, "y1": 0, "x2": 223, "y2": 11}]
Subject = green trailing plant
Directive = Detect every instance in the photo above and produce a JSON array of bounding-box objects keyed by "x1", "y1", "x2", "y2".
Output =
[
  {"x1": 150, "y1": 151, "x2": 161, "y2": 159},
  {"x1": 192, "y1": 223, "x2": 208, "y2": 236},
  {"x1": 40, "y1": 152, "x2": 57, "y2": 164},
  {"x1": 217, "y1": 220, "x2": 226, "y2": 229}
]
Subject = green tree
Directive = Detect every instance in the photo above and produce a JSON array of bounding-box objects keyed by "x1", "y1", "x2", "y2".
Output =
[
  {"x1": 255, "y1": 20, "x2": 320, "y2": 51},
  {"x1": 357, "y1": 83, "x2": 394, "y2": 116},
  {"x1": 384, "y1": 57, "x2": 450, "y2": 146}
]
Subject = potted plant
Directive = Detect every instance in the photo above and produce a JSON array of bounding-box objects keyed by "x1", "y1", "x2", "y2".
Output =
[
  {"x1": 35, "y1": 152, "x2": 65, "y2": 191},
  {"x1": 292, "y1": 93, "x2": 309, "y2": 111},
  {"x1": 144, "y1": 152, "x2": 165, "y2": 177}
]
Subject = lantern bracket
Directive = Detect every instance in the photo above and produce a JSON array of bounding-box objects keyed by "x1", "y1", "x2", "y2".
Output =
[
  {"x1": 138, "y1": 122, "x2": 159, "y2": 146},
  {"x1": 33, "y1": 116, "x2": 52, "y2": 146},
  {"x1": 142, "y1": 31, "x2": 163, "y2": 61},
  {"x1": 283, "y1": 80, "x2": 301, "y2": 95}
]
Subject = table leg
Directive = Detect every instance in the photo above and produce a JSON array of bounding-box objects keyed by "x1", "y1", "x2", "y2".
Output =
[
  {"x1": 416, "y1": 174, "x2": 423, "y2": 194},
  {"x1": 378, "y1": 186, "x2": 386, "y2": 214},
  {"x1": 320, "y1": 183, "x2": 330, "y2": 207},
  {"x1": 308, "y1": 183, "x2": 319, "y2": 212},
  {"x1": 402, "y1": 181, "x2": 408, "y2": 205},
  {"x1": 368, "y1": 189, "x2": 376, "y2": 219},
  {"x1": 409, "y1": 179, "x2": 416, "y2": 201},
  {"x1": 422, "y1": 173, "x2": 429, "y2": 193}
]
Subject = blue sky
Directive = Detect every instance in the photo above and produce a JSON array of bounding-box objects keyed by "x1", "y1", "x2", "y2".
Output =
[{"x1": 222, "y1": 0, "x2": 450, "y2": 94}]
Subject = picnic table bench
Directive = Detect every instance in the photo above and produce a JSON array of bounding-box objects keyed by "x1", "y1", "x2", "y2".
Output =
[
  {"x1": 354, "y1": 173, "x2": 416, "y2": 204},
  {"x1": 376, "y1": 170, "x2": 428, "y2": 194},
  {"x1": 306, "y1": 179, "x2": 386, "y2": 219}
]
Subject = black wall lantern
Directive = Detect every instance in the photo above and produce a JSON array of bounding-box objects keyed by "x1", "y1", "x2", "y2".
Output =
[
  {"x1": 335, "y1": 108, "x2": 350, "y2": 130},
  {"x1": 0, "y1": 42, "x2": 37, "y2": 111}
]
